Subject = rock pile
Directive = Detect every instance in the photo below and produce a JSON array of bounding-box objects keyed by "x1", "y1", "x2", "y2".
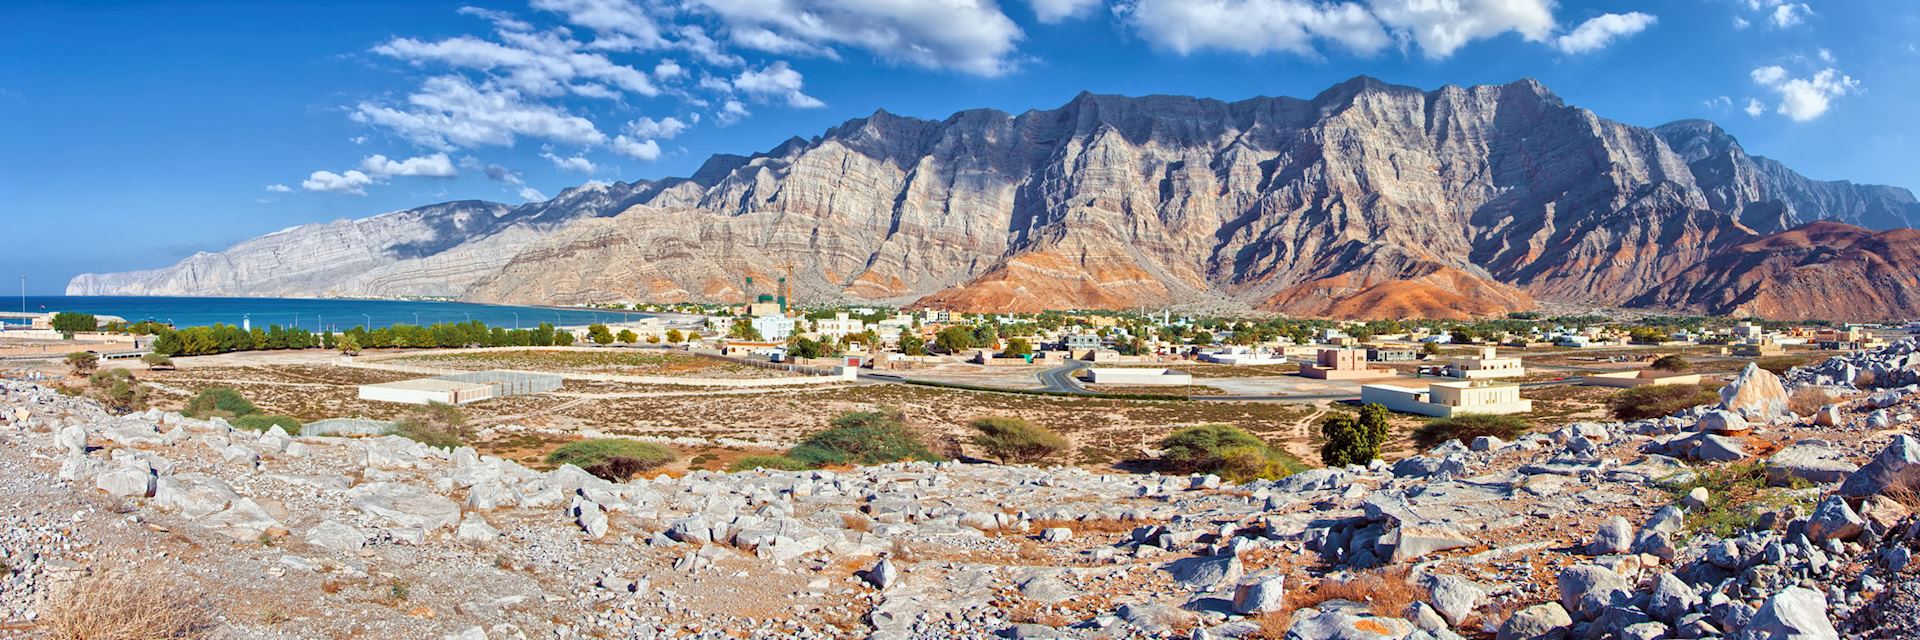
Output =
[
  {"x1": 1789, "y1": 338, "x2": 1920, "y2": 389},
  {"x1": 1, "y1": 375, "x2": 1917, "y2": 639}
]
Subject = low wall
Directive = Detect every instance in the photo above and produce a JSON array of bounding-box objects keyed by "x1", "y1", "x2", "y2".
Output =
[{"x1": 353, "y1": 346, "x2": 850, "y2": 388}]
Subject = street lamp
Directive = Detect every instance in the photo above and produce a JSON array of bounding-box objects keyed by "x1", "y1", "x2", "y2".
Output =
[
  {"x1": 511, "y1": 312, "x2": 519, "y2": 330},
  {"x1": 363, "y1": 313, "x2": 372, "y2": 329}
]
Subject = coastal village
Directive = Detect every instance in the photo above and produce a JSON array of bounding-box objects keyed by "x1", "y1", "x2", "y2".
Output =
[{"x1": 3, "y1": 295, "x2": 1919, "y2": 639}]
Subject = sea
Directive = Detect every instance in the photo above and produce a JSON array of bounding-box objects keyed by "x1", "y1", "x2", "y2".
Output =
[{"x1": 0, "y1": 296, "x2": 656, "y2": 331}]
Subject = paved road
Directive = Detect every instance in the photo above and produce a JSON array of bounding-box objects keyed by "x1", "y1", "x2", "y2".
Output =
[{"x1": 1036, "y1": 360, "x2": 1092, "y2": 394}]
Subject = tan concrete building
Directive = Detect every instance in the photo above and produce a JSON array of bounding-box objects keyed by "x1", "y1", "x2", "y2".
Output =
[
  {"x1": 1446, "y1": 346, "x2": 1526, "y2": 379},
  {"x1": 1361, "y1": 380, "x2": 1533, "y2": 417},
  {"x1": 1299, "y1": 348, "x2": 1394, "y2": 380}
]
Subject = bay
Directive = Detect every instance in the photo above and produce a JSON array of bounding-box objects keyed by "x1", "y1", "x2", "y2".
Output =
[{"x1": 1, "y1": 296, "x2": 654, "y2": 331}]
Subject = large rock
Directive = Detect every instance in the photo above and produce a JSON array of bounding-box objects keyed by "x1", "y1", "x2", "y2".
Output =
[
  {"x1": 1165, "y1": 554, "x2": 1242, "y2": 592},
  {"x1": 153, "y1": 473, "x2": 240, "y2": 519},
  {"x1": 348, "y1": 482, "x2": 461, "y2": 532},
  {"x1": 1587, "y1": 516, "x2": 1633, "y2": 555},
  {"x1": 1557, "y1": 565, "x2": 1631, "y2": 620},
  {"x1": 1647, "y1": 572, "x2": 1700, "y2": 623},
  {"x1": 1766, "y1": 442, "x2": 1859, "y2": 485},
  {"x1": 1425, "y1": 574, "x2": 1484, "y2": 627},
  {"x1": 94, "y1": 466, "x2": 155, "y2": 498},
  {"x1": 1736, "y1": 587, "x2": 1836, "y2": 640},
  {"x1": 199, "y1": 497, "x2": 281, "y2": 540},
  {"x1": 1805, "y1": 496, "x2": 1864, "y2": 543},
  {"x1": 1719, "y1": 363, "x2": 1790, "y2": 419},
  {"x1": 1231, "y1": 575, "x2": 1286, "y2": 615},
  {"x1": 1838, "y1": 435, "x2": 1920, "y2": 499},
  {"x1": 305, "y1": 520, "x2": 366, "y2": 554},
  {"x1": 1499, "y1": 602, "x2": 1573, "y2": 640}
]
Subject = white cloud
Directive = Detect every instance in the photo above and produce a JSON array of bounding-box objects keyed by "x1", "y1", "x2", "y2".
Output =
[
  {"x1": 625, "y1": 116, "x2": 689, "y2": 140},
  {"x1": 540, "y1": 150, "x2": 598, "y2": 173},
  {"x1": 653, "y1": 59, "x2": 686, "y2": 80},
  {"x1": 1744, "y1": 98, "x2": 1766, "y2": 117},
  {"x1": 611, "y1": 135, "x2": 663, "y2": 161},
  {"x1": 531, "y1": 0, "x2": 670, "y2": 50},
  {"x1": 1030, "y1": 0, "x2": 1103, "y2": 23},
  {"x1": 351, "y1": 75, "x2": 607, "y2": 150},
  {"x1": 264, "y1": 183, "x2": 293, "y2": 193},
  {"x1": 301, "y1": 170, "x2": 376, "y2": 195},
  {"x1": 689, "y1": 0, "x2": 1026, "y2": 77},
  {"x1": 1769, "y1": 2, "x2": 1810, "y2": 28},
  {"x1": 1817, "y1": 48, "x2": 1834, "y2": 63},
  {"x1": 358, "y1": 153, "x2": 458, "y2": 177},
  {"x1": 1553, "y1": 12, "x2": 1656, "y2": 54},
  {"x1": 1703, "y1": 96, "x2": 1732, "y2": 109},
  {"x1": 518, "y1": 186, "x2": 549, "y2": 202},
  {"x1": 1733, "y1": 16, "x2": 1749, "y2": 29},
  {"x1": 716, "y1": 100, "x2": 750, "y2": 126},
  {"x1": 733, "y1": 61, "x2": 825, "y2": 108},
  {"x1": 1368, "y1": 0, "x2": 1557, "y2": 59},
  {"x1": 1115, "y1": 0, "x2": 1570, "y2": 59},
  {"x1": 372, "y1": 30, "x2": 660, "y2": 98},
  {"x1": 1750, "y1": 65, "x2": 1859, "y2": 121},
  {"x1": 1115, "y1": 0, "x2": 1390, "y2": 57}
]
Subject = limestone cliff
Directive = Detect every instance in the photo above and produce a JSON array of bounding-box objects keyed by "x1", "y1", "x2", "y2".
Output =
[{"x1": 74, "y1": 76, "x2": 1920, "y2": 319}]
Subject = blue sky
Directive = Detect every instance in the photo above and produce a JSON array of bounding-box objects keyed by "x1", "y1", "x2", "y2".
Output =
[{"x1": 4, "y1": 0, "x2": 1917, "y2": 293}]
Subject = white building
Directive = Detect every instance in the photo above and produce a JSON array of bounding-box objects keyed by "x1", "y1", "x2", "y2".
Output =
[
  {"x1": 1361, "y1": 380, "x2": 1533, "y2": 417},
  {"x1": 1446, "y1": 346, "x2": 1526, "y2": 379},
  {"x1": 815, "y1": 312, "x2": 866, "y2": 338},
  {"x1": 752, "y1": 315, "x2": 796, "y2": 341}
]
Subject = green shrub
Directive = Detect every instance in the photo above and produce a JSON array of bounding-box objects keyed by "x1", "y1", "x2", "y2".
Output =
[
  {"x1": 1412, "y1": 414, "x2": 1530, "y2": 449},
  {"x1": 1158, "y1": 424, "x2": 1304, "y2": 482},
  {"x1": 969, "y1": 416, "x2": 1068, "y2": 464},
  {"x1": 1663, "y1": 461, "x2": 1814, "y2": 538},
  {"x1": 1649, "y1": 354, "x2": 1691, "y2": 372},
  {"x1": 788, "y1": 407, "x2": 942, "y2": 467},
  {"x1": 140, "y1": 352, "x2": 175, "y2": 370},
  {"x1": 547, "y1": 438, "x2": 677, "y2": 480},
  {"x1": 231, "y1": 414, "x2": 302, "y2": 435},
  {"x1": 184, "y1": 387, "x2": 258, "y2": 419},
  {"x1": 86, "y1": 369, "x2": 147, "y2": 414},
  {"x1": 1319, "y1": 414, "x2": 1376, "y2": 468},
  {"x1": 65, "y1": 352, "x2": 99, "y2": 375},
  {"x1": 1608, "y1": 383, "x2": 1719, "y2": 421},
  {"x1": 392, "y1": 402, "x2": 470, "y2": 450},
  {"x1": 726, "y1": 455, "x2": 814, "y2": 472}
]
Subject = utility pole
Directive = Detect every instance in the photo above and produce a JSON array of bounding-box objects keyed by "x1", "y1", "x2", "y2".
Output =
[{"x1": 19, "y1": 275, "x2": 24, "y2": 316}]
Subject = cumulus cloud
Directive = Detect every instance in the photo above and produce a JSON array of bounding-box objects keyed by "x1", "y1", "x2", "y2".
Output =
[
  {"x1": 358, "y1": 153, "x2": 458, "y2": 177},
  {"x1": 1368, "y1": 0, "x2": 1556, "y2": 59},
  {"x1": 264, "y1": 183, "x2": 293, "y2": 193},
  {"x1": 1117, "y1": 0, "x2": 1594, "y2": 60},
  {"x1": 733, "y1": 61, "x2": 824, "y2": 108},
  {"x1": 1744, "y1": 98, "x2": 1767, "y2": 117},
  {"x1": 1750, "y1": 65, "x2": 1859, "y2": 121},
  {"x1": 540, "y1": 150, "x2": 598, "y2": 173},
  {"x1": 1553, "y1": 12, "x2": 1656, "y2": 54},
  {"x1": 518, "y1": 186, "x2": 549, "y2": 202},
  {"x1": 1703, "y1": 96, "x2": 1732, "y2": 109},
  {"x1": 716, "y1": 100, "x2": 750, "y2": 126},
  {"x1": 1742, "y1": 0, "x2": 1811, "y2": 29},
  {"x1": 625, "y1": 116, "x2": 689, "y2": 140},
  {"x1": 301, "y1": 170, "x2": 376, "y2": 195},
  {"x1": 690, "y1": 0, "x2": 1025, "y2": 76},
  {"x1": 611, "y1": 135, "x2": 663, "y2": 161},
  {"x1": 352, "y1": 75, "x2": 606, "y2": 150},
  {"x1": 1030, "y1": 0, "x2": 1103, "y2": 23},
  {"x1": 1115, "y1": 0, "x2": 1389, "y2": 57}
]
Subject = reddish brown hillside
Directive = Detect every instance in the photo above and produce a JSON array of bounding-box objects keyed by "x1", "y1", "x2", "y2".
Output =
[{"x1": 1630, "y1": 221, "x2": 1920, "y2": 320}]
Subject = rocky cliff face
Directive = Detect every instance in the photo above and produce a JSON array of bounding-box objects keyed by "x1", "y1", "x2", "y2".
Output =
[
  {"x1": 1630, "y1": 222, "x2": 1920, "y2": 321},
  {"x1": 75, "y1": 77, "x2": 1920, "y2": 319}
]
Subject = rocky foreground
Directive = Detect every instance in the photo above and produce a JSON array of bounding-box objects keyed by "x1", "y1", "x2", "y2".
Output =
[{"x1": 3, "y1": 353, "x2": 1920, "y2": 638}]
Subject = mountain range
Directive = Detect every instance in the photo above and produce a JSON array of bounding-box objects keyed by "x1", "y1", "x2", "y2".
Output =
[{"x1": 69, "y1": 76, "x2": 1920, "y2": 321}]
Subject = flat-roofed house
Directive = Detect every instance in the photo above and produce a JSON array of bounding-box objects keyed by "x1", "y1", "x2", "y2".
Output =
[
  {"x1": 1361, "y1": 380, "x2": 1533, "y2": 417},
  {"x1": 1299, "y1": 348, "x2": 1395, "y2": 380},
  {"x1": 1445, "y1": 347, "x2": 1526, "y2": 379}
]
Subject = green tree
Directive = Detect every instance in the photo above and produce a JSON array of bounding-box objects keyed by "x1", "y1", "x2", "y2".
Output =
[
  {"x1": 728, "y1": 317, "x2": 763, "y2": 341},
  {"x1": 666, "y1": 328, "x2": 684, "y2": 343},
  {"x1": 50, "y1": 312, "x2": 97, "y2": 338},
  {"x1": 1422, "y1": 341, "x2": 1441, "y2": 356},
  {"x1": 65, "y1": 352, "x2": 99, "y2": 376},
  {"x1": 1319, "y1": 413, "x2": 1377, "y2": 467},
  {"x1": 587, "y1": 323, "x2": 615, "y2": 345},
  {"x1": 616, "y1": 329, "x2": 638, "y2": 344},
  {"x1": 899, "y1": 334, "x2": 928, "y2": 356},
  {"x1": 140, "y1": 352, "x2": 174, "y2": 370},
  {"x1": 553, "y1": 330, "x2": 576, "y2": 346},
  {"x1": 337, "y1": 333, "x2": 361, "y2": 356},
  {"x1": 1157, "y1": 424, "x2": 1303, "y2": 482},
  {"x1": 1002, "y1": 337, "x2": 1033, "y2": 358},
  {"x1": 934, "y1": 325, "x2": 975, "y2": 354},
  {"x1": 969, "y1": 416, "x2": 1067, "y2": 463},
  {"x1": 1357, "y1": 403, "x2": 1391, "y2": 451}
]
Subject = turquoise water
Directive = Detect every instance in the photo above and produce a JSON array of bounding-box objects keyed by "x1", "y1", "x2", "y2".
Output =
[{"x1": 1, "y1": 296, "x2": 653, "y2": 331}]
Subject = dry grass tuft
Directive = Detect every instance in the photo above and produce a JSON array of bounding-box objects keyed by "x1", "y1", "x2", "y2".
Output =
[
  {"x1": 1787, "y1": 387, "x2": 1829, "y2": 417},
  {"x1": 1884, "y1": 467, "x2": 1920, "y2": 510},
  {"x1": 1285, "y1": 566, "x2": 1420, "y2": 620},
  {"x1": 840, "y1": 512, "x2": 872, "y2": 532},
  {"x1": 42, "y1": 567, "x2": 215, "y2": 640}
]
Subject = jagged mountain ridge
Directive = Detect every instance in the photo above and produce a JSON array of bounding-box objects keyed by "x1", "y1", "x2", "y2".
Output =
[{"x1": 72, "y1": 76, "x2": 1920, "y2": 319}]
